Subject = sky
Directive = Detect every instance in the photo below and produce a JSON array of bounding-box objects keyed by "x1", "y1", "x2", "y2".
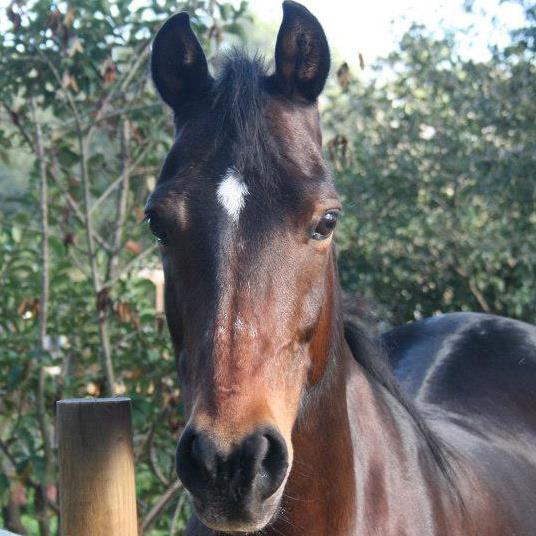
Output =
[
  {"x1": 245, "y1": 0, "x2": 526, "y2": 68},
  {"x1": 0, "y1": 0, "x2": 526, "y2": 68}
]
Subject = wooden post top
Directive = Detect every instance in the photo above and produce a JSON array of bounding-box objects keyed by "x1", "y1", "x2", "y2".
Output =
[{"x1": 57, "y1": 396, "x2": 138, "y2": 536}]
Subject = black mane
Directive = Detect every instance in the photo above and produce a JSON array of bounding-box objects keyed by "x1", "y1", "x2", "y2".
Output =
[{"x1": 211, "y1": 50, "x2": 278, "y2": 183}]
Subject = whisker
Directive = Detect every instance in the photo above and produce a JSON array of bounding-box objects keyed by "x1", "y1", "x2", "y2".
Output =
[
  {"x1": 283, "y1": 491, "x2": 315, "y2": 503},
  {"x1": 276, "y1": 506, "x2": 303, "y2": 532}
]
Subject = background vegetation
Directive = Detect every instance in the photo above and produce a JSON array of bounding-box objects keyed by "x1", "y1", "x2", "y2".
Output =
[{"x1": 0, "y1": 0, "x2": 534, "y2": 533}]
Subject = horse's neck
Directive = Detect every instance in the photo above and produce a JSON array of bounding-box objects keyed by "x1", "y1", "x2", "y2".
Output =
[
  {"x1": 345, "y1": 347, "x2": 461, "y2": 535},
  {"x1": 185, "y1": 330, "x2": 509, "y2": 536},
  {"x1": 273, "y1": 337, "x2": 466, "y2": 536}
]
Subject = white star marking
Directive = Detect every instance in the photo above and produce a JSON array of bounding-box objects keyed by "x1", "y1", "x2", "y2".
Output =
[{"x1": 217, "y1": 168, "x2": 248, "y2": 222}]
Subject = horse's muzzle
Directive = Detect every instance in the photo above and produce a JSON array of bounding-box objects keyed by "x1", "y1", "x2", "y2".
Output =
[{"x1": 176, "y1": 424, "x2": 289, "y2": 532}]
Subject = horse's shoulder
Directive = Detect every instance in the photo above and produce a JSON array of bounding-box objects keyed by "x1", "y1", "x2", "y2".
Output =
[{"x1": 382, "y1": 312, "x2": 536, "y2": 422}]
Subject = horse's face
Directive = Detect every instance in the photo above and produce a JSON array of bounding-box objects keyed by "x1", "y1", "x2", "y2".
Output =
[{"x1": 148, "y1": 2, "x2": 334, "y2": 532}]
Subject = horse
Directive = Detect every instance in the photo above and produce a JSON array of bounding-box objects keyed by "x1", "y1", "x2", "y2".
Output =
[{"x1": 146, "y1": 2, "x2": 536, "y2": 534}]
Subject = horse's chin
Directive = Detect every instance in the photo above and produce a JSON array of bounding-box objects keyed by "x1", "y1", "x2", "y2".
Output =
[
  {"x1": 194, "y1": 485, "x2": 285, "y2": 534},
  {"x1": 200, "y1": 516, "x2": 275, "y2": 534}
]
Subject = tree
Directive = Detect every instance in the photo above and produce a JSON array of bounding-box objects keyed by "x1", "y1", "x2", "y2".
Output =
[{"x1": 324, "y1": 17, "x2": 536, "y2": 324}]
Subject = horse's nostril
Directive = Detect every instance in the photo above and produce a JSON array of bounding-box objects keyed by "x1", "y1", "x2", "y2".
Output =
[
  {"x1": 262, "y1": 431, "x2": 286, "y2": 476},
  {"x1": 191, "y1": 432, "x2": 218, "y2": 479},
  {"x1": 257, "y1": 429, "x2": 289, "y2": 500},
  {"x1": 176, "y1": 427, "x2": 218, "y2": 497}
]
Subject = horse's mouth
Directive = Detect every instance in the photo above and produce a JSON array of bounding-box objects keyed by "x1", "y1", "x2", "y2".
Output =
[{"x1": 192, "y1": 479, "x2": 287, "y2": 534}]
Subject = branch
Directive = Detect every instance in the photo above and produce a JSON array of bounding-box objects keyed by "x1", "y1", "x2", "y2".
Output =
[
  {"x1": 66, "y1": 245, "x2": 92, "y2": 280},
  {"x1": 31, "y1": 97, "x2": 55, "y2": 536},
  {"x1": 34, "y1": 484, "x2": 50, "y2": 536},
  {"x1": 76, "y1": 113, "x2": 116, "y2": 396},
  {"x1": 148, "y1": 429, "x2": 170, "y2": 487},
  {"x1": 134, "y1": 409, "x2": 170, "y2": 487},
  {"x1": 106, "y1": 119, "x2": 131, "y2": 282},
  {"x1": 103, "y1": 243, "x2": 158, "y2": 289},
  {"x1": 0, "y1": 97, "x2": 35, "y2": 151},
  {"x1": 47, "y1": 162, "x2": 113, "y2": 253},
  {"x1": 78, "y1": 136, "x2": 99, "y2": 288},
  {"x1": 83, "y1": 103, "x2": 159, "y2": 128},
  {"x1": 36, "y1": 48, "x2": 82, "y2": 124},
  {"x1": 140, "y1": 479, "x2": 183, "y2": 533},
  {"x1": 453, "y1": 265, "x2": 492, "y2": 313},
  {"x1": 89, "y1": 140, "x2": 154, "y2": 216},
  {"x1": 38, "y1": 47, "x2": 118, "y2": 394},
  {"x1": 64, "y1": 192, "x2": 113, "y2": 253},
  {"x1": 170, "y1": 492, "x2": 188, "y2": 535},
  {"x1": 87, "y1": 42, "x2": 151, "y2": 144},
  {"x1": 0, "y1": 437, "x2": 18, "y2": 470},
  {"x1": 31, "y1": 96, "x2": 54, "y2": 480},
  {"x1": 34, "y1": 97, "x2": 50, "y2": 349},
  {"x1": 4, "y1": 488, "x2": 27, "y2": 535}
]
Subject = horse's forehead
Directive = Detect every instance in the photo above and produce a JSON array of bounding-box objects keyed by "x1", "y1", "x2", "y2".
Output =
[
  {"x1": 266, "y1": 99, "x2": 321, "y2": 135},
  {"x1": 153, "y1": 95, "x2": 329, "y2": 222}
]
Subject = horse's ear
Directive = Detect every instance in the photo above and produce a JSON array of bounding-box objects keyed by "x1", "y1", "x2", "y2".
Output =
[
  {"x1": 151, "y1": 13, "x2": 212, "y2": 113},
  {"x1": 272, "y1": 1, "x2": 330, "y2": 102}
]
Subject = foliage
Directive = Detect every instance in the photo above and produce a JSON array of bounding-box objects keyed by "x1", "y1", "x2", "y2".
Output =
[{"x1": 324, "y1": 21, "x2": 536, "y2": 324}]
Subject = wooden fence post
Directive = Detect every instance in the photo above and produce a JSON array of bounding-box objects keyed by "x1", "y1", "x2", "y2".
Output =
[{"x1": 56, "y1": 397, "x2": 138, "y2": 536}]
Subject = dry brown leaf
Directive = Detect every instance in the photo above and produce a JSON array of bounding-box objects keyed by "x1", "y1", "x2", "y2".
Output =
[
  {"x1": 125, "y1": 240, "x2": 142, "y2": 255},
  {"x1": 101, "y1": 57, "x2": 117, "y2": 85},
  {"x1": 337, "y1": 62, "x2": 351, "y2": 91}
]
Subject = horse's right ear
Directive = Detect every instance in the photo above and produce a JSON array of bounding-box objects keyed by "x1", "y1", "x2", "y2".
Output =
[{"x1": 151, "y1": 13, "x2": 212, "y2": 113}]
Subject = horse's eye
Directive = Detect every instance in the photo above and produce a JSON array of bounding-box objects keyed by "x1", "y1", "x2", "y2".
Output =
[
  {"x1": 312, "y1": 211, "x2": 339, "y2": 240},
  {"x1": 145, "y1": 213, "x2": 168, "y2": 244}
]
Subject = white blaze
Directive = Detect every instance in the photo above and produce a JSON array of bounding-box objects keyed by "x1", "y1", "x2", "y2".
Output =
[{"x1": 217, "y1": 168, "x2": 248, "y2": 222}]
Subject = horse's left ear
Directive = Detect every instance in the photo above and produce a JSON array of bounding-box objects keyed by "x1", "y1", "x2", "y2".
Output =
[{"x1": 272, "y1": 1, "x2": 330, "y2": 102}]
